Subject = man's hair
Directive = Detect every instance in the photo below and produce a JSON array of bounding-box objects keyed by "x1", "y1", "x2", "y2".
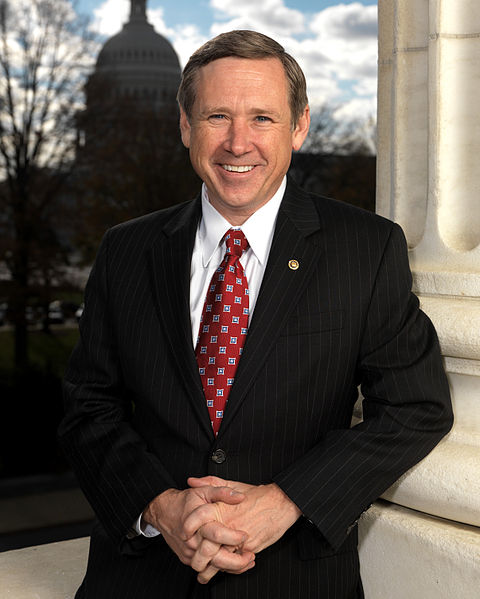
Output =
[{"x1": 177, "y1": 30, "x2": 308, "y2": 127}]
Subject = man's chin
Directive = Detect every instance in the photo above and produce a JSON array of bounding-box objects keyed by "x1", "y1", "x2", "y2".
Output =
[{"x1": 208, "y1": 192, "x2": 262, "y2": 215}]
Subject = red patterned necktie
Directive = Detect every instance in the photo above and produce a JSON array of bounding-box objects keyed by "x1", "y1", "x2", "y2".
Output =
[{"x1": 195, "y1": 229, "x2": 250, "y2": 436}]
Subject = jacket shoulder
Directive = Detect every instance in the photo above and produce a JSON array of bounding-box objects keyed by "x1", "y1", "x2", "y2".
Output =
[
  {"x1": 312, "y1": 192, "x2": 396, "y2": 234},
  {"x1": 108, "y1": 199, "x2": 197, "y2": 240},
  {"x1": 286, "y1": 177, "x2": 401, "y2": 245},
  {"x1": 311, "y1": 198, "x2": 406, "y2": 264}
]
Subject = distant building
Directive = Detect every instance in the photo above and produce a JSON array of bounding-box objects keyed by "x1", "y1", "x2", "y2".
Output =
[
  {"x1": 88, "y1": 0, "x2": 180, "y2": 110},
  {"x1": 78, "y1": 0, "x2": 181, "y2": 149},
  {"x1": 73, "y1": 0, "x2": 198, "y2": 253}
]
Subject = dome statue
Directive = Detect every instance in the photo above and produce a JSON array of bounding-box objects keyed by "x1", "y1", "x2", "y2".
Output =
[{"x1": 87, "y1": 0, "x2": 181, "y2": 110}]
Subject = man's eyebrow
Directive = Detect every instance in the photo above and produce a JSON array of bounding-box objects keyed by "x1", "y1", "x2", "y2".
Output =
[
  {"x1": 249, "y1": 107, "x2": 282, "y2": 118},
  {"x1": 196, "y1": 106, "x2": 229, "y2": 119},
  {"x1": 198, "y1": 106, "x2": 282, "y2": 119}
]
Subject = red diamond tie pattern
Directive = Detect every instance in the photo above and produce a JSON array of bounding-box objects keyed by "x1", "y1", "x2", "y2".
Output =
[{"x1": 195, "y1": 229, "x2": 249, "y2": 436}]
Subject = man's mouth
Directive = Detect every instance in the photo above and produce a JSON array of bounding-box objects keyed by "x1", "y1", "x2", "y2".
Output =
[{"x1": 221, "y1": 164, "x2": 255, "y2": 173}]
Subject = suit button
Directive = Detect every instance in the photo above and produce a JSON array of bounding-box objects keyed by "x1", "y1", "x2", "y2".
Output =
[{"x1": 211, "y1": 449, "x2": 226, "y2": 464}]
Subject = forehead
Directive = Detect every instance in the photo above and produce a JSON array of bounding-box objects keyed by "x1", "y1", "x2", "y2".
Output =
[{"x1": 194, "y1": 56, "x2": 289, "y2": 104}]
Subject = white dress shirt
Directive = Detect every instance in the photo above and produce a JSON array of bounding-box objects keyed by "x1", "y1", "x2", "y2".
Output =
[
  {"x1": 134, "y1": 177, "x2": 286, "y2": 537},
  {"x1": 189, "y1": 178, "x2": 285, "y2": 345}
]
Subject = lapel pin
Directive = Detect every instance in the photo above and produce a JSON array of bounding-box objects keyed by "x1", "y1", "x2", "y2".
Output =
[{"x1": 288, "y1": 259, "x2": 299, "y2": 270}]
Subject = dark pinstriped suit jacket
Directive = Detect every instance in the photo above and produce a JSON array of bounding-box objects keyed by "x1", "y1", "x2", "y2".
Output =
[{"x1": 59, "y1": 178, "x2": 452, "y2": 599}]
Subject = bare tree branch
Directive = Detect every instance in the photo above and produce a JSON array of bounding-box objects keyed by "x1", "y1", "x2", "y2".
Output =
[{"x1": 0, "y1": 0, "x2": 97, "y2": 369}]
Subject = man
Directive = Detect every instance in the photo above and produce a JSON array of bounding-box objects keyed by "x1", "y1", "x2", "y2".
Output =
[{"x1": 59, "y1": 30, "x2": 453, "y2": 599}]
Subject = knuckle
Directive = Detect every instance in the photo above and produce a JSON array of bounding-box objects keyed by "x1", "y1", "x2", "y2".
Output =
[
  {"x1": 199, "y1": 541, "x2": 216, "y2": 558},
  {"x1": 178, "y1": 527, "x2": 190, "y2": 542},
  {"x1": 185, "y1": 537, "x2": 198, "y2": 551},
  {"x1": 206, "y1": 525, "x2": 220, "y2": 543},
  {"x1": 198, "y1": 544, "x2": 210, "y2": 558}
]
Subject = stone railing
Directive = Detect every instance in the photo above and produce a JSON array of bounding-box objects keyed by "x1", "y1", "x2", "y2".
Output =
[
  {"x1": 0, "y1": 537, "x2": 88, "y2": 598},
  {"x1": 2, "y1": 515, "x2": 479, "y2": 599}
]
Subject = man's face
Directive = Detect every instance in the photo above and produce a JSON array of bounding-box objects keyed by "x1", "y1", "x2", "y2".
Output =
[{"x1": 180, "y1": 56, "x2": 310, "y2": 224}]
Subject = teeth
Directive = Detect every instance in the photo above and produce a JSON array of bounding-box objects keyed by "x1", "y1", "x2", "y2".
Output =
[{"x1": 222, "y1": 165, "x2": 255, "y2": 173}]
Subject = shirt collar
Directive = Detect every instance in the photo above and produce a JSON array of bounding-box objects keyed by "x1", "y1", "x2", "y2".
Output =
[{"x1": 199, "y1": 177, "x2": 286, "y2": 267}]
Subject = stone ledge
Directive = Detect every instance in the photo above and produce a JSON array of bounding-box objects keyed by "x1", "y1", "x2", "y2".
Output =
[
  {"x1": 417, "y1": 294, "x2": 480, "y2": 362},
  {"x1": 381, "y1": 436, "x2": 480, "y2": 527},
  {"x1": 359, "y1": 500, "x2": 480, "y2": 599},
  {"x1": 0, "y1": 537, "x2": 88, "y2": 598},
  {"x1": 2, "y1": 505, "x2": 479, "y2": 599}
]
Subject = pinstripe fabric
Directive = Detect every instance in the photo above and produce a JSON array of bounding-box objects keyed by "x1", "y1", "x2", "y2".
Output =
[{"x1": 59, "y1": 178, "x2": 452, "y2": 599}]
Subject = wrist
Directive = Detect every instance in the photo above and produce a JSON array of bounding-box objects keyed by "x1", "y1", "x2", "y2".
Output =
[
  {"x1": 269, "y1": 483, "x2": 302, "y2": 520},
  {"x1": 143, "y1": 488, "x2": 180, "y2": 532}
]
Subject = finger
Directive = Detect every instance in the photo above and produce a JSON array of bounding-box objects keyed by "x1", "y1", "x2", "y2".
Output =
[
  {"x1": 190, "y1": 536, "x2": 222, "y2": 573},
  {"x1": 197, "y1": 549, "x2": 255, "y2": 584},
  {"x1": 185, "y1": 533, "x2": 201, "y2": 551},
  {"x1": 197, "y1": 563, "x2": 220, "y2": 585},
  {"x1": 210, "y1": 547, "x2": 255, "y2": 572},
  {"x1": 182, "y1": 487, "x2": 245, "y2": 539},
  {"x1": 182, "y1": 502, "x2": 220, "y2": 539},
  {"x1": 197, "y1": 520, "x2": 247, "y2": 547},
  {"x1": 203, "y1": 485, "x2": 245, "y2": 505},
  {"x1": 189, "y1": 477, "x2": 251, "y2": 497},
  {"x1": 184, "y1": 506, "x2": 245, "y2": 543},
  {"x1": 187, "y1": 476, "x2": 228, "y2": 488}
]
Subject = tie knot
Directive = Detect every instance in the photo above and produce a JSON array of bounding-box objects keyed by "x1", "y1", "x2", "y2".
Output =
[{"x1": 224, "y1": 229, "x2": 249, "y2": 257}]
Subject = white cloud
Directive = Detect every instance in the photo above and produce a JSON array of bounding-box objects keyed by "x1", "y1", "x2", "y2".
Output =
[
  {"x1": 334, "y1": 96, "x2": 376, "y2": 123},
  {"x1": 169, "y1": 25, "x2": 207, "y2": 69},
  {"x1": 147, "y1": 8, "x2": 173, "y2": 38},
  {"x1": 90, "y1": 0, "x2": 378, "y2": 122},
  {"x1": 310, "y1": 2, "x2": 377, "y2": 40},
  {"x1": 91, "y1": 0, "x2": 171, "y2": 38},
  {"x1": 204, "y1": 0, "x2": 378, "y2": 121},
  {"x1": 304, "y1": 2, "x2": 378, "y2": 101},
  {"x1": 209, "y1": 0, "x2": 305, "y2": 38},
  {"x1": 91, "y1": 0, "x2": 130, "y2": 36}
]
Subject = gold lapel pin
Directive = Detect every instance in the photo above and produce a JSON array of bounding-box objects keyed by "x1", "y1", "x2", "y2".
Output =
[{"x1": 288, "y1": 259, "x2": 299, "y2": 270}]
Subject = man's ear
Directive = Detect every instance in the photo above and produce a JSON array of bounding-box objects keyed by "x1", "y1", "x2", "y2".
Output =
[
  {"x1": 179, "y1": 106, "x2": 191, "y2": 149},
  {"x1": 292, "y1": 105, "x2": 310, "y2": 152}
]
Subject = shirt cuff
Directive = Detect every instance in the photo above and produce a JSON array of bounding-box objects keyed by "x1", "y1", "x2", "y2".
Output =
[{"x1": 132, "y1": 512, "x2": 161, "y2": 538}]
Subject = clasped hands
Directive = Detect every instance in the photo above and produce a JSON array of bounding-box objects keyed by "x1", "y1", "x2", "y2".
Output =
[{"x1": 142, "y1": 475, "x2": 301, "y2": 584}]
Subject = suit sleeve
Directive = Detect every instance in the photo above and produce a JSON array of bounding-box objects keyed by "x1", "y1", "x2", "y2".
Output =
[
  {"x1": 274, "y1": 223, "x2": 453, "y2": 551},
  {"x1": 58, "y1": 230, "x2": 177, "y2": 550}
]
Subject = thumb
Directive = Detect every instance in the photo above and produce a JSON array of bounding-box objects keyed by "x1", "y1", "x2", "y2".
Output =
[
  {"x1": 204, "y1": 484, "x2": 245, "y2": 505},
  {"x1": 188, "y1": 475, "x2": 229, "y2": 488}
]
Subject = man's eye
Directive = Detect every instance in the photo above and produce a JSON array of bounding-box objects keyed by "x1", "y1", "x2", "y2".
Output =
[
  {"x1": 256, "y1": 116, "x2": 271, "y2": 122},
  {"x1": 209, "y1": 114, "x2": 226, "y2": 120}
]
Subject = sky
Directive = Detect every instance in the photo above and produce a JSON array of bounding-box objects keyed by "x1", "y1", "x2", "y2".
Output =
[{"x1": 75, "y1": 0, "x2": 378, "y2": 122}]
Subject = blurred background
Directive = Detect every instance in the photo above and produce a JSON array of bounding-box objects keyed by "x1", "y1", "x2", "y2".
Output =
[{"x1": 0, "y1": 0, "x2": 377, "y2": 551}]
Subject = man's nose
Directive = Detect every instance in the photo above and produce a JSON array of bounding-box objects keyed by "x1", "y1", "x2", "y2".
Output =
[{"x1": 224, "y1": 120, "x2": 252, "y2": 156}]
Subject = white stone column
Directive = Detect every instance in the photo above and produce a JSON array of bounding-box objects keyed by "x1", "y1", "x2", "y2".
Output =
[{"x1": 359, "y1": 1, "x2": 480, "y2": 596}]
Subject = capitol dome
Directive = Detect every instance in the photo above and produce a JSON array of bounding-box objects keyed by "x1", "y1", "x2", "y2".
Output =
[{"x1": 90, "y1": 0, "x2": 181, "y2": 109}]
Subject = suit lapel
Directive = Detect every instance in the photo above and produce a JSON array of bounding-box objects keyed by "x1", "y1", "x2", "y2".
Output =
[
  {"x1": 219, "y1": 180, "x2": 324, "y2": 437},
  {"x1": 148, "y1": 198, "x2": 214, "y2": 438}
]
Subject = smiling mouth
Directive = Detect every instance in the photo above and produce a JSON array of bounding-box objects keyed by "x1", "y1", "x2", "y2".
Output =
[{"x1": 221, "y1": 164, "x2": 255, "y2": 173}]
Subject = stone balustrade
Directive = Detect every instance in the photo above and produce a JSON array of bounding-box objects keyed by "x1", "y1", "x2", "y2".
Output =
[
  {"x1": 0, "y1": 537, "x2": 88, "y2": 598},
  {"x1": 1, "y1": 508, "x2": 479, "y2": 599}
]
